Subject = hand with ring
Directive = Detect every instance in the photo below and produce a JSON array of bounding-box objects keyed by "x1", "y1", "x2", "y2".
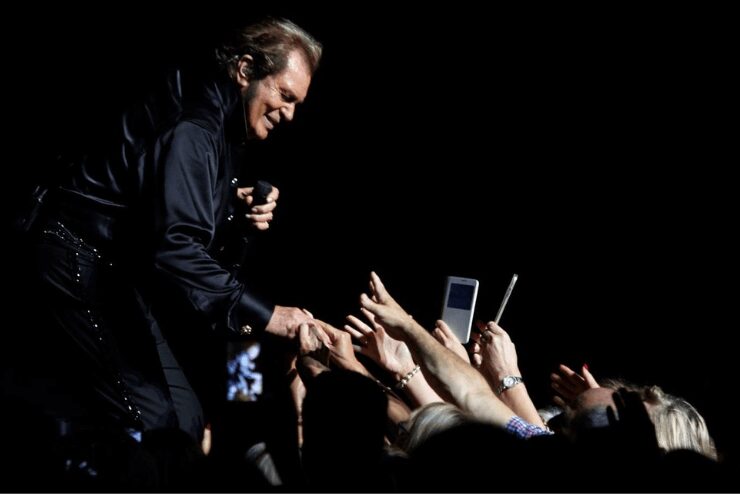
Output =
[
  {"x1": 472, "y1": 321, "x2": 520, "y2": 384},
  {"x1": 343, "y1": 308, "x2": 415, "y2": 377}
]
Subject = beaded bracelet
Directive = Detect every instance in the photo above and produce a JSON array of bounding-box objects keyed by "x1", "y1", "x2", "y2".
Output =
[{"x1": 395, "y1": 364, "x2": 421, "y2": 390}]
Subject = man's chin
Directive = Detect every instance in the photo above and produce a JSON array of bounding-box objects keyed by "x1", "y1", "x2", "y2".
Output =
[{"x1": 246, "y1": 129, "x2": 269, "y2": 141}]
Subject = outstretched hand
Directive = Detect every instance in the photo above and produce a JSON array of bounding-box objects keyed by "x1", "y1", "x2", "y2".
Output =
[
  {"x1": 359, "y1": 272, "x2": 414, "y2": 341},
  {"x1": 551, "y1": 363, "x2": 599, "y2": 407},
  {"x1": 343, "y1": 308, "x2": 416, "y2": 376},
  {"x1": 296, "y1": 322, "x2": 330, "y2": 382},
  {"x1": 313, "y1": 319, "x2": 366, "y2": 375},
  {"x1": 265, "y1": 305, "x2": 314, "y2": 339}
]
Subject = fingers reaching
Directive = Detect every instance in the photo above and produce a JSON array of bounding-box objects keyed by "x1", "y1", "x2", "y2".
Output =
[
  {"x1": 342, "y1": 323, "x2": 364, "y2": 341},
  {"x1": 359, "y1": 307, "x2": 380, "y2": 328},
  {"x1": 550, "y1": 363, "x2": 599, "y2": 405},
  {"x1": 582, "y1": 364, "x2": 599, "y2": 388},
  {"x1": 434, "y1": 320, "x2": 455, "y2": 340},
  {"x1": 343, "y1": 315, "x2": 371, "y2": 352},
  {"x1": 359, "y1": 292, "x2": 373, "y2": 309},
  {"x1": 433, "y1": 320, "x2": 470, "y2": 364},
  {"x1": 346, "y1": 314, "x2": 373, "y2": 335},
  {"x1": 369, "y1": 271, "x2": 387, "y2": 302}
]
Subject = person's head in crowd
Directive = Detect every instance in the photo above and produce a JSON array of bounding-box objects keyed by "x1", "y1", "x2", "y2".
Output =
[
  {"x1": 601, "y1": 378, "x2": 717, "y2": 460},
  {"x1": 561, "y1": 387, "x2": 618, "y2": 438},
  {"x1": 397, "y1": 402, "x2": 471, "y2": 454}
]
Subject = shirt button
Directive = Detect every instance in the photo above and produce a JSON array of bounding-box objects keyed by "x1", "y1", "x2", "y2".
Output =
[
  {"x1": 227, "y1": 214, "x2": 234, "y2": 222},
  {"x1": 239, "y1": 324, "x2": 253, "y2": 336},
  {"x1": 230, "y1": 178, "x2": 238, "y2": 187}
]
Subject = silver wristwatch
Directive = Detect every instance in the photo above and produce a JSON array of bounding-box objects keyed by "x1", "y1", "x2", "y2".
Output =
[{"x1": 496, "y1": 375, "x2": 523, "y2": 395}]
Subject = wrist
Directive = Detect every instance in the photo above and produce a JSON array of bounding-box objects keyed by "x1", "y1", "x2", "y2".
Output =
[
  {"x1": 393, "y1": 363, "x2": 417, "y2": 382},
  {"x1": 348, "y1": 361, "x2": 372, "y2": 378},
  {"x1": 492, "y1": 367, "x2": 521, "y2": 383},
  {"x1": 395, "y1": 364, "x2": 421, "y2": 390},
  {"x1": 235, "y1": 293, "x2": 274, "y2": 335},
  {"x1": 496, "y1": 375, "x2": 524, "y2": 396}
]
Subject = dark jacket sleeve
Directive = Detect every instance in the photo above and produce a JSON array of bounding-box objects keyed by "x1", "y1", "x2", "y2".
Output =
[{"x1": 151, "y1": 121, "x2": 274, "y2": 334}]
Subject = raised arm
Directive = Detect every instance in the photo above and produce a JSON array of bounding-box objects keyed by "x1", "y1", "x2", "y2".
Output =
[
  {"x1": 359, "y1": 272, "x2": 515, "y2": 427},
  {"x1": 471, "y1": 321, "x2": 545, "y2": 428},
  {"x1": 344, "y1": 310, "x2": 443, "y2": 407},
  {"x1": 313, "y1": 319, "x2": 411, "y2": 433},
  {"x1": 551, "y1": 363, "x2": 599, "y2": 408}
]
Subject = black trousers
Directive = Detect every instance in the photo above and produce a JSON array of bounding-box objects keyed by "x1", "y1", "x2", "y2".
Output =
[{"x1": 32, "y1": 219, "x2": 204, "y2": 440}]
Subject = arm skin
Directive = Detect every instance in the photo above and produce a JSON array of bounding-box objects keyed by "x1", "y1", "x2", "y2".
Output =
[
  {"x1": 359, "y1": 272, "x2": 516, "y2": 428},
  {"x1": 343, "y1": 311, "x2": 443, "y2": 407},
  {"x1": 471, "y1": 321, "x2": 545, "y2": 428}
]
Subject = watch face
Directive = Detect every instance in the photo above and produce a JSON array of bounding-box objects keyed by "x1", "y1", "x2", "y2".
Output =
[{"x1": 503, "y1": 376, "x2": 515, "y2": 387}]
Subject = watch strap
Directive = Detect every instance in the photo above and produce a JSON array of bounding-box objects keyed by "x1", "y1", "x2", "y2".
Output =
[{"x1": 496, "y1": 375, "x2": 524, "y2": 395}]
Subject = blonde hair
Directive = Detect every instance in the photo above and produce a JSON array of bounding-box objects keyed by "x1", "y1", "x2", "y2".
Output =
[
  {"x1": 398, "y1": 402, "x2": 471, "y2": 454},
  {"x1": 601, "y1": 378, "x2": 717, "y2": 460},
  {"x1": 642, "y1": 386, "x2": 717, "y2": 461}
]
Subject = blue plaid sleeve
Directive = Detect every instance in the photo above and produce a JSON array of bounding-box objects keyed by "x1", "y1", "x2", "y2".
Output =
[{"x1": 505, "y1": 415, "x2": 553, "y2": 439}]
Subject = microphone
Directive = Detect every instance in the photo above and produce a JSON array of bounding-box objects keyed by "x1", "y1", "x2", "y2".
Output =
[
  {"x1": 230, "y1": 180, "x2": 274, "y2": 275},
  {"x1": 250, "y1": 180, "x2": 273, "y2": 208}
]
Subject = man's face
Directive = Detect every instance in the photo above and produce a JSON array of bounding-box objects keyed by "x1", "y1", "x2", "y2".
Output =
[{"x1": 242, "y1": 50, "x2": 312, "y2": 140}]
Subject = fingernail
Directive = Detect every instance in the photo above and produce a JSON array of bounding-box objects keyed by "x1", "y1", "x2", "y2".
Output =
[{"x1": 583, "y1": 363, "x2": 589, "y2": 371}]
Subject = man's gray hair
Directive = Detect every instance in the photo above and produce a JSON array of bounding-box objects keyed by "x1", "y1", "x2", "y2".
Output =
[{"x1": 216, "y1": 17, "x2": 322, "y2": 80}]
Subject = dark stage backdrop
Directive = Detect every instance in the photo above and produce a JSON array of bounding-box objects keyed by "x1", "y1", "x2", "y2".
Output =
[{"x1": 5, "y1": 5, "x2": 735, "y2": 461}]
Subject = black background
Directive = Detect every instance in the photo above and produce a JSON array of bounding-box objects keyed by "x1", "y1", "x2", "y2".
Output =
[{"x1": 4, "y1": 3, "x2": 736, "y2": 461}]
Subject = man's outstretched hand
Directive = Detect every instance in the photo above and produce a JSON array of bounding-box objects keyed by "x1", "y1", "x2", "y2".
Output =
[{"x1": 266, "y1": 305, "x2": 314, "y2": 339}]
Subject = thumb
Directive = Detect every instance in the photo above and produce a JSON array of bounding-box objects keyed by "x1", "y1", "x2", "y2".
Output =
[
  {"x1": 360, "y1": 292, "x2": 380, "y2": 314},
  {"x1": 582, "y1": 364, "x2": 599, "y2": 388},
  {"x1": 236, "y1": 186, "x2": 253, "y2": 200},
  {"x1": 431, "y1": 326, "x2": 444, "y2": 344},
  {"x1": 436, "y1": 320, "x2": 459, "y2": 342}
]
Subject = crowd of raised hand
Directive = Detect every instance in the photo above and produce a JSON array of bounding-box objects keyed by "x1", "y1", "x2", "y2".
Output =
[
  {"x1": 274, "y1": 272, "x2": 725, "y2": 490},
  {"x1": 4, "y1": 272, "x2": 729, "y2": 491}
]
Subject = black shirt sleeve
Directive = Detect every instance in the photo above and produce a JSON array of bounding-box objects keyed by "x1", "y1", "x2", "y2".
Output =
[{"x1": 151, "y1": 121, "x2": 274, "y2": 334}]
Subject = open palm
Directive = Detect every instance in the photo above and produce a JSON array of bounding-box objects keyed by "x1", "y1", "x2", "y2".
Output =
[{"x1": 344, "y1": 309, "x2": 415, "y2": 376}]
